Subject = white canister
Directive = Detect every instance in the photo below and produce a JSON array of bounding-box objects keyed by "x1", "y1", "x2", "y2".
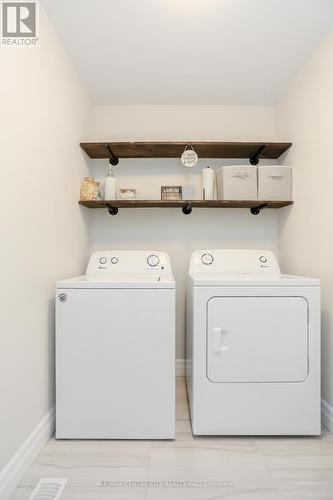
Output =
[{"x1": 202, "y1": 166, "x2": 214, "y2": 200}]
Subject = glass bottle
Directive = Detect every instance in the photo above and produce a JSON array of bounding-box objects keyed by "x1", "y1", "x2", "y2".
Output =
[{"x1": 104, "y1": 164, "x2": 117, "y2": 200}]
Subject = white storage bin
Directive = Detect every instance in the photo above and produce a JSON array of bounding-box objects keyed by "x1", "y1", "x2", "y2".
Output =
[
  {"x1": 216, "y1": 166, "x2": 257, "y2": 200},
  {"x1": 258, "y1": 165, "x2": 292, "y2": 201}
]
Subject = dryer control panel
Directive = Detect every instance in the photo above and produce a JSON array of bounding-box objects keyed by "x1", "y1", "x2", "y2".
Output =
[
  {"x1": 86, "y1": 251, "x2": 173, "y2": 275},
  {"x1": 190, "y1": 249, "x2": 280, "y2": 275}
]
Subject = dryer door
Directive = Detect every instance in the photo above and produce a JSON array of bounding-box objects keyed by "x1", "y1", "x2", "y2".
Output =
[{"x1": 207, "y1": 296, "x2": 308, "y2": 383}]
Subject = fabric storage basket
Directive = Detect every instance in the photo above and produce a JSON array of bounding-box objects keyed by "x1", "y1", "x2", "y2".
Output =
[
  {"x1": 258, "y1": 165, "x2": 292, "y2": 201},
  {"x1": 216, "y1": 166, "x2": 257, "y2": 200}
]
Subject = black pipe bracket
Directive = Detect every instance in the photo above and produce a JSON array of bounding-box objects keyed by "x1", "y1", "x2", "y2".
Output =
[
  {"x1": 182, "y1": 202, "x2": 192, "y2": 215},
  {"x1": 106, "y1": 204, "x2": 119, "y2": 216},
  {"x1": 249, "y1": 144, "x2": 267, "y2": 166},
  {"x1": 250, "y1": 203, "x2": 267, "y2": 215},
  {"x1": 105, "y1": 144, "x2": 119, "y2": 166}
]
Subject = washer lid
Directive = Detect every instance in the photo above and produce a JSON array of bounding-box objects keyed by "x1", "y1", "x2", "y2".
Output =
[
  {"x1": 190, "y1": 273, "x2": 319, "y2": 287},
  {"x1": 56, "y1": 274, "x2": 175, "y2": 289}
]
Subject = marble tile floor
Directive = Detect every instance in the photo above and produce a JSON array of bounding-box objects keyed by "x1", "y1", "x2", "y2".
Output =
[{"x1": 11, "y1": 378, "x2": 333, "y2": 500}]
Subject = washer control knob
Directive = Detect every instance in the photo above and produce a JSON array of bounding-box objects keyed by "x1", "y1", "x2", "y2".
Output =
[
  {"x1": 201, "y1": 253, "x2": 214, "y2": 265},
  {"x1": 111, "y1": 256, "x2": 119, "y2": 265},
  {"x1": 147, "y1": 254, "x2": 160, "y2": 267},
  {"x1": 99, "y1": 257, "x2": 107, "y2": 265},
  {"x1": 259, "y1": 256, "x2": 267, "y2": 264}
]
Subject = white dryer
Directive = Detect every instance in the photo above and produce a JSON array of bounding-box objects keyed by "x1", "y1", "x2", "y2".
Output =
[
  {"x1": 56, "y1": 250, "x2": 175, "y2": 439},
  {"x1": 186, "y1": 249, "x2": 320, "y2": 435}
]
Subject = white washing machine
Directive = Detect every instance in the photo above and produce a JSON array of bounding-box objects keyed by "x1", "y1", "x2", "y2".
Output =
[
  {"x1": 56, "y1": 250, "x2": 175, "y2": 439},
  {"x1": 186, "y1": 249, "x2": 321, "y2": 435}
]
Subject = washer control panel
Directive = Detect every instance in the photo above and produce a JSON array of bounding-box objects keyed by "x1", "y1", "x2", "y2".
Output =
[
  {"x1": 86, "y1": 251, "x2": 172, "y2": 275},
  {"x1": 190, "y1": 249, "x2": 280, "y2": 275}
]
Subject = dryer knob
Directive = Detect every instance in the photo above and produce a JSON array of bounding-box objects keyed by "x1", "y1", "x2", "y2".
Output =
[
  {"x1": 99, "y1": 257, "x2": 107, "y2": 265},
  {"x1": 201, "y1": 253, "x2": 214, "y2": 265},
  {"x1": 147, "y1": 254, "x2": 160, "y2": 267}
]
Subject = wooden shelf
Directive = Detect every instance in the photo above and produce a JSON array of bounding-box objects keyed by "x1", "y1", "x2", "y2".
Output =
[
  {"x1": 80, "y1": 142, "x2": 291, "y2": 160},
  {"x1": 79, "y1": 200, "x2": 293, "y2": 209}
]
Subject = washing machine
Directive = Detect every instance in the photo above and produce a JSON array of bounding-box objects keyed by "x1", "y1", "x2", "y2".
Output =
[
  {"x1": 56, "y1": 250, "x2": 175, "y2": 439},
  {"x1": 186, "y1": 249, "x2": 320, "y2": 435}
]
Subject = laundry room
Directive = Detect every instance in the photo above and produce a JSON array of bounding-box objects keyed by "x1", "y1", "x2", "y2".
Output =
[{"x1": 0, "y1": 1, "x2": 333, "y2": 499}]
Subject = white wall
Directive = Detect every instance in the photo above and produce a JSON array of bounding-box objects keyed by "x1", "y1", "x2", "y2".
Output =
[
  {"x1": 0, "y1": 5, "x2": 91, "y2": 476},
  {"x1": 87, "y1": 105, "x2": 279, "y2": 358},
  {"x1": 277, "y1": 29, "x2": 333, "y2": 408}
]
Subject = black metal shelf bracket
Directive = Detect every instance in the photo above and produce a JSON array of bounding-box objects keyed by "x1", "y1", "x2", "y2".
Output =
[
  {"x1": 182, "y1": 202, "x2": 192, "y2": 215},
  {"x1": 250, "y1": 203, "x2": 267, "y2": 215},
  {"x1": 106, "y1": 204, "x2": 119, "y2": 216},
  {"x1": 105, "y1": 144, "x2": 119, "y2": 166},
  {"x1": 249, "y1": 144, "x2": 267, "y2": 165}
]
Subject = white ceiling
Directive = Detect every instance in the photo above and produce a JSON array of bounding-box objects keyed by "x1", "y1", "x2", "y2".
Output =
[{"x1": 42, "y1": 0, "x2": 333, "y2": 105}]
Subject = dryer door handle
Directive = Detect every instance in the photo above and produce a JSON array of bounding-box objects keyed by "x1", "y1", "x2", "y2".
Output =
[{"x1": 211, "y1": 327, "x2": 227, "y2": 353}]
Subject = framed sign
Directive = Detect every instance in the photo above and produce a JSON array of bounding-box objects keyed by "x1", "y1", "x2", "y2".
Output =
[{"x1": 161, "y1": 186, "x2": 183, "y2": 201}]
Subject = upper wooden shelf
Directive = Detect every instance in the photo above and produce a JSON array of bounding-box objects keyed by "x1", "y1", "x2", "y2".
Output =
[{"x1": 80, "y1": 141, "x2": 291, "y2": 160}]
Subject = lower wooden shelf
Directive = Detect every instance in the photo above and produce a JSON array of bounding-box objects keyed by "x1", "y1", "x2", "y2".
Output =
[{"x1": 79, "y1": 200, "x2": 293, "y2": 209}]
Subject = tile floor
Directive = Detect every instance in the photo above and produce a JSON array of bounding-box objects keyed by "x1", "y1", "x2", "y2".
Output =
[{"x1": 11, "y1": 378, "x2": 333, "y2": 500}]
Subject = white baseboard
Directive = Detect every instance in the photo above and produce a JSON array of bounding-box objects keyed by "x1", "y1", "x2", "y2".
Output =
[
  {"x1": 322, "y1": 398, "x2": 333, "y2": 434},
  {"x1": 0, "y1": 406, "x2": 55, "y2": 500},
  {"x1": 176, "y1": 358, "x2": 185, "y2": 376}
]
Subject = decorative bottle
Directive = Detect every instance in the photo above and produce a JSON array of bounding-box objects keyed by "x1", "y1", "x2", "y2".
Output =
[{"x1": 104, "y1": 164, "x2": 117, "y2": 200}]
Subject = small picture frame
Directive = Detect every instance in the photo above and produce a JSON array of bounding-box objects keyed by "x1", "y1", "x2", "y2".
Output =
[{"x1": 161, "y1": 186, "x2": 183, "y2": 201}]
